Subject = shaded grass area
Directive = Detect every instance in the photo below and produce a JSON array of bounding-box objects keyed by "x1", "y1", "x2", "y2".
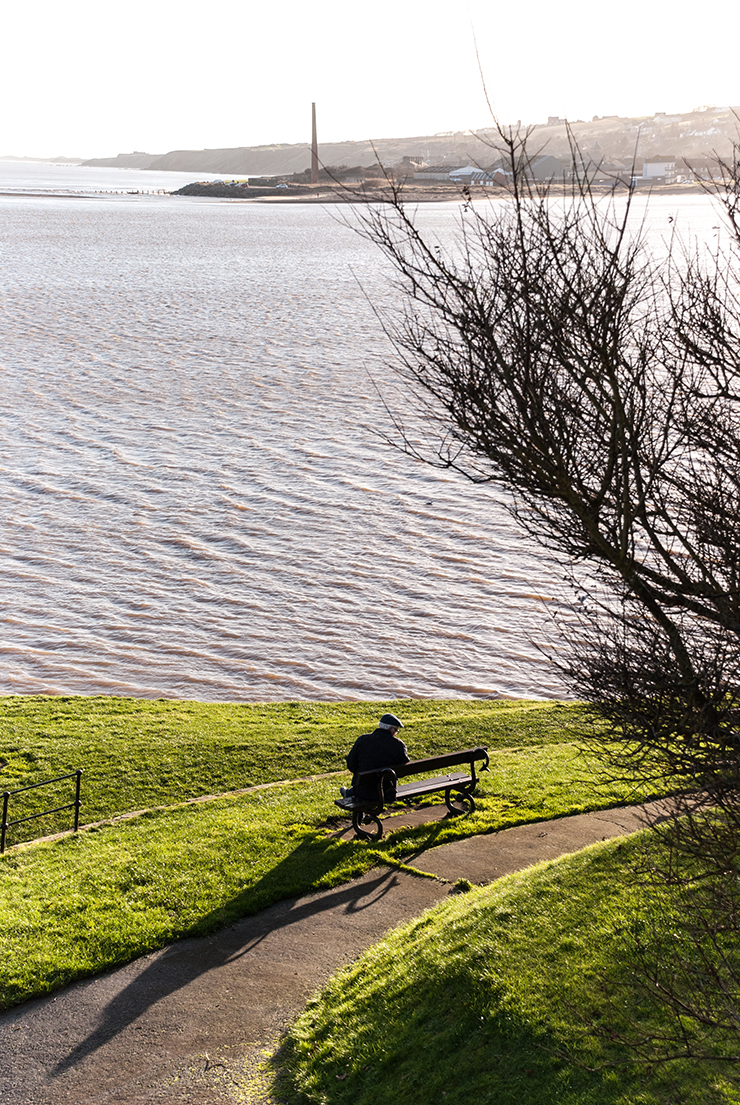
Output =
[
  {"x1": 0, "y1": 696, "x2": 594, "y2": 845},
  {"x1": 0, "y1": 741, "x2": 660, "y2": 1011},
  {"x1": 279, "y1": 834, "x2": 740, "y2": 1105}
]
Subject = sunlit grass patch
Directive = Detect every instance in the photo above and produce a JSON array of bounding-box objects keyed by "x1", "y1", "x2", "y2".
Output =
[
  {"x1": 279, "y1": 834, "x2": 740, "y2": 1105},
  {"x1": 0, "y1": 696, "x2": 593, "y2": 844}
]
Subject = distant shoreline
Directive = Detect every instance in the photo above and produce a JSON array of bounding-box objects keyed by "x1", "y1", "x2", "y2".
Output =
[
  {"x1": 0, "y1": 191, "x2": 99, "y2": 199},
  {"x1": 174, "y1": 179, "x2": 716, "y2": 203},
  {"x1": 0, "y1": 181, "x2": 715, "y2": 204}
]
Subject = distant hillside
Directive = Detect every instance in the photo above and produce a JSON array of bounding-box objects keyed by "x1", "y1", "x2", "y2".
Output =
[
  {"x1": 81, "y1": 107, "x2": 740, "y2": 177},
  {"x1": 1, "y1": 154, "x2": 84, "y2": 164},
  {"x1": 80, "y1": 151, "x2": 159, "y2": 170},
  {"x1": 82, "y1": 135, "x2": 479, "y2": 176}
]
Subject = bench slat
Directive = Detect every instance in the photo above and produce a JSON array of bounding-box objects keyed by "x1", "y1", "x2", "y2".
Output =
[
  {"x1": 396, "y1": 772, "x2": 471, "y2": 799},
  {"x1": 334, "y1": 772, "x2": 472, "y2": 811}
]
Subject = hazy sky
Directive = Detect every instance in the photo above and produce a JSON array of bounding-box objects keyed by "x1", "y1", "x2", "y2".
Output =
[{"x1": 3, "y1": 0, "x2": 738, "y2": 158}]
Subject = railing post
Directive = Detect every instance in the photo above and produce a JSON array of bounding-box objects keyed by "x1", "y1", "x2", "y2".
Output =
[
  {"x1": 74, "y1": 770, "x2": 82, "y2": 832},
  {"x1": 0, "y1": 770, "x2": 82, "y2": 851},
  {"x1": 1, "y1": 791, "x2": 9, "y2": 855}
]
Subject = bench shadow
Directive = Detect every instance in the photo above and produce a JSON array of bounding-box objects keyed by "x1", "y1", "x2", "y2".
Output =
[{"x1": 50, "y1": 833, "x2": 403, "y2": 1078}]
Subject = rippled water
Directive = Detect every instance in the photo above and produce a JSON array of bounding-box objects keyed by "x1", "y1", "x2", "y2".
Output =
[{"x1": 0, "y1": 174, "x2": 721, "y2": 701}]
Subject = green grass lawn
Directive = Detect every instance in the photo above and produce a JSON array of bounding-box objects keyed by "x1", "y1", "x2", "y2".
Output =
[
  {"x1": 279, "y1": 833, "x2": 740, "y2": 1105},
  {"x1": 0, "y1": 695, "x2": 598, "y2": 844},
  {"x1": 0, "y1": 696, "x2": 665, "y2": 1010}
]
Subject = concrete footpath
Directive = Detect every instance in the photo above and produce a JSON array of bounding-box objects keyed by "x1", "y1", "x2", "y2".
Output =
[{"x1": 0, "y1": 802, "x2": 662, "y2": 1105}]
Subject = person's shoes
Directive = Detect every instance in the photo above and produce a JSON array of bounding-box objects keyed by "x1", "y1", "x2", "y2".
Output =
[{"x1": 340, "y1": 786, "x2": 351, "y2": 798}]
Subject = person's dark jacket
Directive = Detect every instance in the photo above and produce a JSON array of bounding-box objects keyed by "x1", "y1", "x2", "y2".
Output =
[{"x1": 346, "y1": 728, "x2": 410, "y2": 801}]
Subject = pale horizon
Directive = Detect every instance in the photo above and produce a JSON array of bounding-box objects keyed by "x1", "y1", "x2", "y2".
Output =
[{"x1": 3, "y1": 0, "x2": 739, "y2": 161}]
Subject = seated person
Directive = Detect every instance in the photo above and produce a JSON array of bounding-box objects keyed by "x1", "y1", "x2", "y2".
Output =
[{"x1": 340, "y1": 713, "x2": 409, "y2": 804}]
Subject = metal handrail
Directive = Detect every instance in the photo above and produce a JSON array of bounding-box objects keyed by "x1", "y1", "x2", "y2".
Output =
[{"x1": 1, "y1": 770, "x2": 82, "y2": 854}]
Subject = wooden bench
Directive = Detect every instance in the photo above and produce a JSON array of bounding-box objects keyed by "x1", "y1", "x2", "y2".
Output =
[{"x1": 335, "y1": 746, "x2": 489, "y2": 840}]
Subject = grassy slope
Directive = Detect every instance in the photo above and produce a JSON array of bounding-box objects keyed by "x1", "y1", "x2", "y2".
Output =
[
  {"x1": 280, "y1": 834, "x2": 740, "y2": 1105},
  {"x1": 0, "y1": 696, "x2": 596, "y2": 843}
]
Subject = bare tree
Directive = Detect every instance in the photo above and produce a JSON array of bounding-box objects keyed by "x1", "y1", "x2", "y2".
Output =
[{"x1": 357, "y1": 127, "x2": 740, "y2": 1060}]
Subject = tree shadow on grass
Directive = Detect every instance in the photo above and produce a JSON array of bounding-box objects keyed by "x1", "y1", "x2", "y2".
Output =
[
  {"x1": 268, "y1": 957, "x2": 702, "y2": 1105},
  {"x1": 272, "y1": 1013, "x2": 663, "y2": 1105},
  {"x1": 51, "y1": 831, "x2": 404, "y2": 1078}
]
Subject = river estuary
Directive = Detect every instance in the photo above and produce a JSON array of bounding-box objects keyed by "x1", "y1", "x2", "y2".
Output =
[{"x1": 0, "y1": 162, "x2": 723, "y2": 700}]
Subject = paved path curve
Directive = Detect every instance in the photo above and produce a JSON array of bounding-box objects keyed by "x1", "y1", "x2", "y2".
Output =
[{"x1": 0, "y1": 801, "x2": 664, "y2": 1105}]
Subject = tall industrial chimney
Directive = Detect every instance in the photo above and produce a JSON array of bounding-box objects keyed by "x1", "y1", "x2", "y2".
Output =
[{"x1": 311, "y1": 102, "x2": 319, "y2": 185}]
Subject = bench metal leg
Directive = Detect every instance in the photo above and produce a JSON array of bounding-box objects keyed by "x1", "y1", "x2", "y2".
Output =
[
  {"x1": 445, "y1": 786, "x2": 476, "y2": 815},
  {"x1": 352, "y1": 809, "x2": 384, "y2": 841}
]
